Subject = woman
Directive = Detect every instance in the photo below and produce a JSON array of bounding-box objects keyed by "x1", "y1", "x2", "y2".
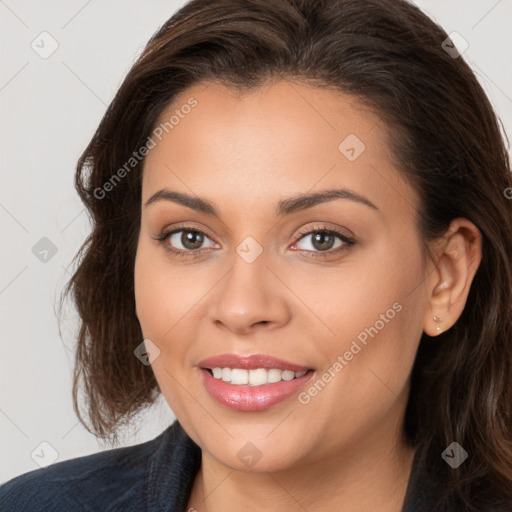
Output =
[{"x1": 2, "y1": 0, "x2": 511, "y2": 510}]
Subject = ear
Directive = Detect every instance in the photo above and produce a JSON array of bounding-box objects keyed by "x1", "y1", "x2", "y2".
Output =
[{"x1": 423, "y1": 218, "x2": 482, "y2": 336}]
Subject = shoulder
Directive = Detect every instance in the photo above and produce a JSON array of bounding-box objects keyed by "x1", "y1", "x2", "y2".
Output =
[{"x1": 0, "y1": 421, "x2": 189, "y2": 512}]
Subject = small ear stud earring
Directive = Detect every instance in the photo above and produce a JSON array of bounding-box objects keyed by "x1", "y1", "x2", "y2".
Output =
[{"x1": 433, "y1": 315, "x2": 444, "y2": 332}]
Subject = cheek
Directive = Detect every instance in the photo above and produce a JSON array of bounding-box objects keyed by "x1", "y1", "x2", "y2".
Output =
[
  {"x1": 307, "y1": 232, "x2": 425, "y2": 395},
  {"x1": 134, "y1": 241, "x2": 198, "y2": 339},
  {"x1": 134, "y1": 248, "x2": 170, "y2": 339},
  {"x1": 133, "y1": 241, "x2": 198, "y2": 416},
  {"x1": 134, "y1": 263, "x2": 183, "y2": 380},
  {"x1": 305, "y1": 233, "x2": 423, "y2": 342}
]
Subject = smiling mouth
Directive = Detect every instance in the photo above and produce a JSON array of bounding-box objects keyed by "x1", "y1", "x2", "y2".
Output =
[{"x1": 203, "y1": 367, "x2": 314, "y2": 386}]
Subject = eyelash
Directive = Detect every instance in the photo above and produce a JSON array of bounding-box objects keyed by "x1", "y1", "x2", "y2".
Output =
[{"x1": 153, "y1": 223, "x2": 356, "y2": 259}]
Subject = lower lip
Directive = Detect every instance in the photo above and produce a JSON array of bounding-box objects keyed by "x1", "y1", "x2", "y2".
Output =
[{"x1": 199, "y1": 368, "x2": 315, "y2": 411}]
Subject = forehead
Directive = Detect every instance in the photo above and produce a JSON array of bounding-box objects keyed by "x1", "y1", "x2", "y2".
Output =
[{"x1": 141, "y1": 80, "x2": 415, "y2": 220}]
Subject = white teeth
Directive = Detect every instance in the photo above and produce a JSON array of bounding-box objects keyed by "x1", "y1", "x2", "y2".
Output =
[
  {"x1": 267, "y1": 368, "x2": 282, "y2": 383},
  {"x1": 282, "y1": 370, "x2": 295, "y2": 381},
  {"x1": 249, "y1": 368, "x2": 267, "y2": 386},
  {"x1": 210, "y1": 367, "x2": 309, "y2": 385},
  {"x1": 230, "y1": 369, "x2": 249, "y2": 385}
]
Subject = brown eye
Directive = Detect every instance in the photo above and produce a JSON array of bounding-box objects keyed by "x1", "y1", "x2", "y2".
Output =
[
  {"x1": 290, "y1": 226, "x2": 356, "y2": 259},
  {"x1": 310, "y1": 232, "x2": 336, "y2": 251},
  {"x1": 295, "y1": 230, "x2": 344, "y2": 252},
  {"x1": 162, "y1": 228, "x2": 219, "y2": 252},
  {"x1": 179, "y1": 230, "x2": 204, "y2": 250}
]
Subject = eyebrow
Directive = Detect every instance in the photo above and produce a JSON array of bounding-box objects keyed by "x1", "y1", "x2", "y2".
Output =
[{"x1": 144, "y1": 187, "x2": 378, "y2": 216}]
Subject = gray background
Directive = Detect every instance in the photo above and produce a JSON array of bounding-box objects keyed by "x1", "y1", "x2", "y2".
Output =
[{"x1": 1, "y1": 0, "x2": 511, "y2": 483}]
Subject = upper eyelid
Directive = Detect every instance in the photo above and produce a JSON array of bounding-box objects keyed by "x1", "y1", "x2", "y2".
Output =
[
  {"x1": 162, "y1": 224, "x2": 353, "y2": 249},
  {"x1": 294, "y1": 223, "x2": 353, "y2": 238},
  {"x1": 163, "y1": 223, "x2": 217, "y2": 243}
]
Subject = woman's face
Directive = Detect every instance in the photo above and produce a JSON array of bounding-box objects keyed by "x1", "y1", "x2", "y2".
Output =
[{"x1": 134, "y1": 80, "x2": 429, "y2": 472}]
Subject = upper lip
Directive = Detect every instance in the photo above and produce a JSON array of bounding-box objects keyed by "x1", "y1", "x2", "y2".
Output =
[{"x1": 198, "y1": 353, "x2": 312, "y2": 372}]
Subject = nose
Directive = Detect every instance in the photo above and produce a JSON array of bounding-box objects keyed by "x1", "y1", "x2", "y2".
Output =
[{"x1": 209, "y1": 252, "x2": 291, "y2": 335}]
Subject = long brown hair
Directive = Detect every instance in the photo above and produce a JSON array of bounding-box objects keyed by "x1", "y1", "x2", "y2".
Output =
[{"x1": 61, "y1": 0, "x2": 512, "y2": 507}]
